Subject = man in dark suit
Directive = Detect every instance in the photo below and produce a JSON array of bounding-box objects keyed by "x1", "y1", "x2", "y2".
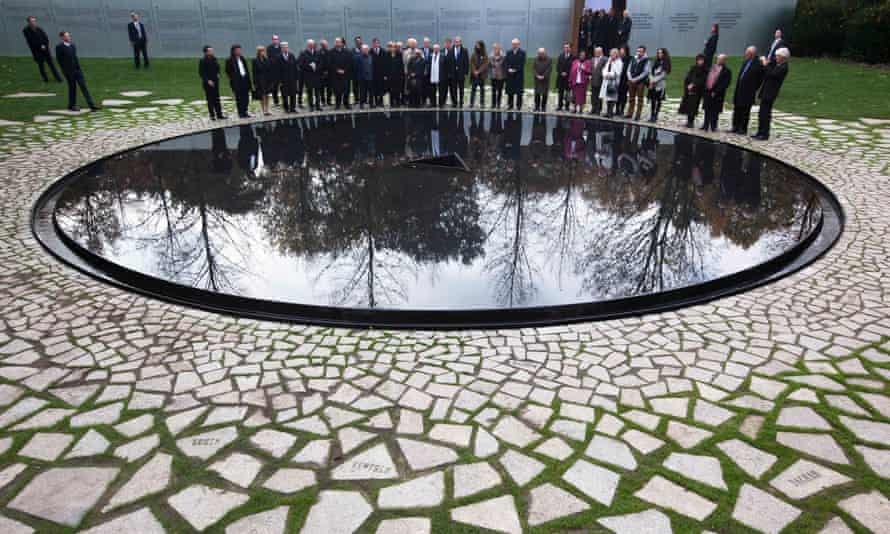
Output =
[
  {"x1": 356, "y1": 45, "x2": 374, "y2": 108},
  {"x1": 504, "y1": 38, "x2": 526, "y2": 110},
  {"x1": 225, "y1": 44, "x2": 253, "y2": 118},
  {"x1": 267, "y1": 35, "x2": 283, "y2": 106},
  {"x1": 127, "y1": 12, "x2": 149, "y2": 69},
  {"x1": 617, "y1": 10, "x2": 632, "y2": 47},
  {"x1": 328, "y1": 38, "x2": 353, "y2": 109},
  {"x1": 299, "y1": 39, "x2": 323, "y2": 111},
  {"x1": 604, "y1": 8, "x2": 618, "y2": 51},
  {"x1": 55, "y1": 32, "x2": 100, "y2": 112},
  {"x1": 701, "y1": 54, "x2": 732, "y2": 131},
  {"x1": 442, "y1": 39, "x2": 456, "y2": 106},
  {"x1": 199, "y1": 45, "x2": 225, "y2": 120},
  {"x1": 766, "y1": 29, "x2": 789, "y2": 65},
  {"x1": 449, "y1": 37, "x2": 470, "y2": 107},
  {"x1": 753, "y1": 48, "x2": 790, "y2": 140},
  {"x1": 319, "y1": 39, "x2": 332, "y2": 105},
  {"x1": 23, "y1": 16, "x2": 61, "y2": 83},
  {"x1": 427, "y1": 44, "x2": 446, "y2": 107},
  {"x1": 278, "y1": 42, "x2": 299, "y2": 112},
  {"x1": 370, "y1": 38, "x2": 386, "y2": 107},
  {"x1": 555, "y1": 42, "x2": 574, "y2": 111},
  {"x1": 351, "y1": 36, "x2": 363, "y2": 106},
  {"x1": 731, "y1": 46, "x2": 764, "y2": 134}
]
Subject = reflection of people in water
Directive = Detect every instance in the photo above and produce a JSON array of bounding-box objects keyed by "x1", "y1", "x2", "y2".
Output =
[
  {"x1": 236, "y1": 125, "x2": 259, "y2": 175},
  {"x1": 564, "y1": 118, "x2": 586, "y2": 161},
  {"x1": 210, "y1": 128, "x2": 232, "y2": 174},
  {"x1": 639, "y1": 127, "x2": 659, "y2": 177}
]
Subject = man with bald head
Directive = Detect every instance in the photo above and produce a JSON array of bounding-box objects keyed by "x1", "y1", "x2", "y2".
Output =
[
  {"x1": 504, "y1": 38, "x2": 526, "y2": 110},
  {"x1": 533, "y1": 47, "x2": 552, "y2": 112},
  {"x1": 701, "y1": 53, "x2": 732, "y2": 131},
  {"x1": 731, "y1": 46, "x2": 764, "y2": 134}
]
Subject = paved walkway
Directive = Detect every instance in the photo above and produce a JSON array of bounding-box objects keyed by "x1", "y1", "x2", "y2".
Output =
[{"x1": 0, "y1": 94, "x2": 889, "y2": 533}]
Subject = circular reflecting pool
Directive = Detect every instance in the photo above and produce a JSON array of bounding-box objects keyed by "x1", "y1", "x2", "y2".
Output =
[{"x1": 35, "y1": 111, "x2": 842, "y2": 327}]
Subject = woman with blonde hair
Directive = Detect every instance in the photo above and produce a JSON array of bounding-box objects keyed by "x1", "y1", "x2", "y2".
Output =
[
  {"x1": 252, "y1": 45, "x2": 273, "y2": 115},
  {"x1": 599, "y1": 47, "x2": 623, "y2": 117},
  {"x1": 489, "y1": 42, "x2": 506, "y2": 109}
]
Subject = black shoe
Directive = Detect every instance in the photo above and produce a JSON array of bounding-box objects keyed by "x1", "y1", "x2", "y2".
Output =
[
  {"x1": 218, "y1": 114, "x2": 228, "y2": 120},
  {"x1": 752, "y1": 133, "x2": 769, "y2": 140},
  {"x1": 210, "y1": 116, "x2": 217, "y2": 121},
  {"x1": 69, "y1": 106, "x2": 81, "y2": 112}
]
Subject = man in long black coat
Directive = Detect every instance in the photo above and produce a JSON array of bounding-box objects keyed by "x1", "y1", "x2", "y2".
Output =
[
  {"x1": 277, "y1": 42, "x2": 299, "y2": 112},
  {"x1": 127, "y1": 12, "x2": 149, "y2": 69},
  {"x1": 267, "y1": 35, "x2": 283, "y2": 106},
  {"x1": 225, "y1": 45, "x2": 253, "y2": 118},
  {"x1": 504, "y1": 39, "x2": 526, "y2": 110},
  {"x1": 753, "y1": 48, "x2": 790, "y2": 140},
  {"x1": 199, "y1": 45, "x2": 225, "y2": 120},
  {"x1": 299, "y1": 39, "x2": 323, "y2": 111},
  {"x1": 555, "y1": 43, "x2": 574, "y2": 111},
  {"x1": 23, "y1": 16, "x2": 61, "y2": 82},
  {"x1": 449, "y1": 37, "x2": 470, "y2": 107},
  {"x1": 731, "y1": 46, "x2": 764, "y2": 134},
  {"x1": 701, "y1": 54, "x2": 732, "y2": 131},
  {"x1": 329, "y1": 38, "x2": 353, "y2": 110},
  {"x1": 55, "y1": 32, "x2": 100, "y2": 111},
  {"x1": 370, "y1": 38, "x2": 386, "y2": 107}
]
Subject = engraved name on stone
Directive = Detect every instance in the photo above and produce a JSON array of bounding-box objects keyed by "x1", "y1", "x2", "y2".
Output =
[
  {"x1": 350, "y1": 461, "x2": 392, "y2": 475},
  {"x1": 788, "y1": 469, "x2": 821, "y2": 487}
]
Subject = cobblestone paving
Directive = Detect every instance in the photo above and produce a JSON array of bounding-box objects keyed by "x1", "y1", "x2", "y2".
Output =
[{"x1": 0, "y1": 91, "x2": 889, "y2": 533}]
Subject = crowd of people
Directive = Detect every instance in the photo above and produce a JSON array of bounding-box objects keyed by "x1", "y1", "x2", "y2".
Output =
[{"x1": 21, "y1": 12, "x2": 792, "y2": 140}]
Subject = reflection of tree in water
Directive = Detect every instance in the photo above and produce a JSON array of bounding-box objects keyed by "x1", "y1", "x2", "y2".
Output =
[{"x1": 55, "y1": 164, "x2": 122, "y2": 255}]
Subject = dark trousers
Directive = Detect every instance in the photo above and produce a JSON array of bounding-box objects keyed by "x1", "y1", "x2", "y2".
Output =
[
  {"x1": 305, "y1": 85, "x2": 321, "y2": 110},
  {"x1": 352, "y1": 77, "x2": 360, "y2": 105},
  {"x1": 296, "y1": 78, "x2": 304, "y2": 106},
  {"x1": 271, "y1": 79, "x2": 280, "y2": 105},
  {"x1": 281, "y1": 82, "x2": 296, "y2": 112},
  {"x1": 64, "y1": 71, "x2": 95, "y2": 109},
  {"x1": 491, "y1": 79, "x2": 504, "y2": 107},
  {"x1": 507, "y1": 92, "x2": 522, "y2": 110},
  {"x1": 590, "y1": 84, "x2": 603, "y2": 114},
  {"x1": 702, "y1": 96, "x2": 722, "y2": 130},
  {"x1": 359, "y1": 79, "x2": 372, "y2": 107},
  {"x1": 449, "y1": 77, "x2": 464, "y2": 106},
  {"x1": 428, "y1": 82, "x2": 441, "y2": 107},
  {"x1": 132, "y1": 40, "x2": 149, "y2": 68},
  {"x1": 232, "y1": 83, "x2": 250, "y2": 117},
  {"x1": 35, "y1": 52, "x2": 61, "y2": 82},
  {"x1": 757, "y1": 99, "x2": 775, "y2": 138},
  {"x1": 470, "y1": 79, "x2": 485, "y2": 107},
  {"x1": 732, "y1": 104, "x2": 752, "y2": 133},
  {"x1": 616, "y1": 84, "x2": 628, "y2": 114},
  {"x1": 557, "y1": 85, "x2": 569, "y2": 109},
  {"x1": 389, "y1": 84, "x2": 403, "y2": 106},
  {"x1": 334, "y1": 86, "x2": 348, "y2": 109},
  {"x1": 534, "y1": 89, "x2": 548, "y2": 111},
  {"x1": 203, "y1": 82, "x2": 223, "y2": 118},
  {"x1": 373, "y1": 79, "x2": 385, "y2": 106},
  {"x1": 323, "y1": 78, "x2": 333, "y2": 104}
]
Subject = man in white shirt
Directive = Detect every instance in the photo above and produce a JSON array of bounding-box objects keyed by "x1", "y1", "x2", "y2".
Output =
[
  {"x1": 428, "y1": 44, "x2": 442, "y2": 107},
  {"x1": 767, "y1": 29, "x2": 788, "y2": 64}
]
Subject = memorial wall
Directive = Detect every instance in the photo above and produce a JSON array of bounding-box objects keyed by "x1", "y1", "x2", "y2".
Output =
[{"x1": 0, "y1": 0, "x2": 794, "y2": 58}]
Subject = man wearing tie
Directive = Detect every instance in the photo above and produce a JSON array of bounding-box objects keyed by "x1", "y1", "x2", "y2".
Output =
[
  {"x1": 731, "y1": 46, "x2": 764, "y2": 135},
  {"x1": 370, "y1": 38, "x2": 386, "y2": 107},
  {"x1": 299, "y1": 39, "x2": 323, "y2": 112},
  {"x1": 127, "y1": 12, "x2": 149, "y2": 69},
  {"x1": 427, "y1": 44, "x2": 444, "y2": 107},
  {"x1": 450, "y1": 37, "x2": 470, "y2": 107},
  {"x1": 278, "y1": 42, "x2": 299, "y2": 113},
  {"x1": 556, "y1": 43, "x2": 574, "y2": 111},
  {"x1": 351, "y1": 36, "x2": 363, "y2": 106},
  {"x1": 225, "y1": 44, "x2": 253, "y2": 118},
  {"x1": 23, "y1": 16, "x2": 62, "y2": 83},
  {"x1": 267, "y1": 35, "x2": 283, "y2": 106},
  {"x1": 504, "y1": 38, "x2": 526, "y2": 110},
  {"x1": 55, "y1": 31, "x2": 100, "y2": 112},
  {"x1": 767, "y1": 29, "x2": 788, "y2": 65},
  {"x1": 329, "y1": 37, "x2": 353, "y2": 110}
]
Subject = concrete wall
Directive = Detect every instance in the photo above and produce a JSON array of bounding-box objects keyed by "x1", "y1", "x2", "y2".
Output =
[{"x1": 0, "y1": 0, "x2": 794, "y2": 58}]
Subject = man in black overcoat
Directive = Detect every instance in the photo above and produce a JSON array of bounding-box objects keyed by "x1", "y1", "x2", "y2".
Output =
[
  {"x1": 267, "y1": 35, "x2": 283, "y2": 106},
  {"x1": 504, "y1": 39, "x2": 526, "y2": 110},
  {"x1": 299, "y1": 39, "x2": 323, "y2": 111},
  {"x1": 199, "y1": 45, "x2": 225, "y2": 120},
  {"x1": 753, "y1": 48, "x2": 790, "y2": 140},
  {"x1": 701, "y1": 54, "x2": 732, "y2": 131},
  {"x1": 225, "y1": 44, "x2": 253, "y2": 118},
  {"x1": 329, "y1": 38, "x2": 353, "y2": 110},
  {"x1": 449, "y1": 37, "x2": 470, "y2": 107},
  {"x1": 555, "y1": 43, "x2": 574, "y2": 111},
  {"x1": 23, "y1": 16, "x2": 61, "y2": 82},
  {"x1": 127, "y1": 12, "x2": 149, "y2": 69},
  {"x1": 731, "y1": 46, "x2": 764, "y2": 134},
  {"x1": 55, "y1": 31, "x2": 100, "y2": 111},
  {"x1": 370, "y1": 38, "x2": 386, "y2": 107},
  {"x1": 278, "y1": 42, "x2": 299, "y2": 113}
]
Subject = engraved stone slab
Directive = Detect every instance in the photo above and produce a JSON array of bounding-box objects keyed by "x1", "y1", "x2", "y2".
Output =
[
  {"x1": 332, "y1": 443, "x2": 398, "y2": 480},
  {"x1": 770, "y1": 459, "x2": 851, "y2": 499}
]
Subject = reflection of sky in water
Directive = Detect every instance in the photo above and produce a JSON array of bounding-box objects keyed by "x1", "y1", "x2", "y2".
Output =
[{"x1": 55, "y1": 112, "x2": 821, "y2": 311}]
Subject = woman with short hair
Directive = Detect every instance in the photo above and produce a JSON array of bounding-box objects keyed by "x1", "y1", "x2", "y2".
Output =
[
  {"x1": 599, "y1": 48, "x2": 623, "y2": 117},
  {"x1": 252, "y1": 45, "x2": 273, "y2": 116},
  {"x1": 489, "y1": 43, "x2": 506, "y2": 109}
]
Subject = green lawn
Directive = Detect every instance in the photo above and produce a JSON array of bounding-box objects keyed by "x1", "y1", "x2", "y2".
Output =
[{"x1": 0, "y1": 55, "x2": 887, "y2": 123}]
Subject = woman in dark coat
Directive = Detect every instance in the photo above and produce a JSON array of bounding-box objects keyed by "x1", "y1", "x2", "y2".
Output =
[
  {"x1": 385, "y1": 42, "x2": 405, "y2": 107},
  {"x1": 678, "y1": 54, "x2": 708, "y2": 128},
  {"x1": 252, "y1": 46, "x2": 273, "y2": 115},
  {"x1": 703, "y1": 24, "x2": 719, "y2": 68}
]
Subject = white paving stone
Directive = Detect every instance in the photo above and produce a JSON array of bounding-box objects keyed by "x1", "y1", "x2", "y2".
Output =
[
  {"x1": 597, "y1": 509, "x2": 673, "y2": 534},
  {"x1": 9, "y1": 467, "x2": 119, "y2": 527},
  {"x1": 450, "y1": 495, "x2": 522, "y2": 534},
  {"x1": 634, "y1": 475, "x2": 717, "y2": 520},
  {"x1": 776, "y1": 431, "x2": 849, "y2": 465},
  {"x1": 585, "y1": 434, "x2": 637, "y2": 470},
  {"x1": 225, "y1": 506, "x2": 289, "y2": 534},
  {"x1": 332, "y1": 443, "x2": 398, "y2": 480},
  {"x1": 527, "y1": 483, "x2": 590, "y2": 526},
  {"x1": 453, "y1": 461, "x2": 502, "y2": 498},
  {"x1": 663, "y1": 452, "x2": 727, "y2": 490},
  {"x1": 378, "y1": 471, "x2": 444, "y2": 509},
  {"x1": 732, "y1": 483, "x2": 801, "y2": 534},
  {"x1": 301, "y1": 490, "x2": 372, "y2": 534},
  {"x1": 562, "y1": 459, "x2": 620, "y2": 505},
  {"x1": 210, "y1": 453, "x2": 263, "y2": 487},
  {"x1": 250, "y1": 428, "x2": 297, "y2": 458},
  {"x1": 81, "y1": 508, "x2": 165, "y2": 534},
  {"x1": 717, "y1": 438, "x2": 777, "y2": 479},
  {"x1": 106, "y1": 453, "x2": 173, "y2": 510},
  {"x1": 263, "y1": 468, "x2": 316, "y2": 493},
  {"x1": 770, "y1": 459, "x2": 852, "y2": 499},
  {"x1": 499, "y1": 449, "x2": 545, "y2": 487},
  {"x1": 375, "y1": 518, "x2": 431, "y2": 534},
  {"x1": 398, "y1": 438, "x2": 458, "y2": 470},
  {"x1": 19, "y1": 432, "x2": 73, "y2": 461},
  {"x1": 176, "y1": 426, "x2": 238, "y2": 459},
  {"x1": 838, "y1": 491, "x2": 890, "y2": 534},
  {"x1": 169, "y1": 485, "x2": 249, "y2": 530}
]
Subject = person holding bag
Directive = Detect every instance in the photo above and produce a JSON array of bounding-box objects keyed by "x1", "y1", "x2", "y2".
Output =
[
  {"x1": 678, "y1": 54, "x2": 707, "y2": 128},
  {"x1": 599, "y1": 48, "x2": 623, "y2": 118}
]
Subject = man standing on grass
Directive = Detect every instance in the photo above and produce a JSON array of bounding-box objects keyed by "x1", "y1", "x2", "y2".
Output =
[
  {"x1": 23, "y1": 16, "x2": 61, "y2": 83},
  {"x1": 127, "y1": 12, "x2": 149, "y2": 69},
  {"x1": 55, "y1": 31, "x2": 100, "y2": 112}
]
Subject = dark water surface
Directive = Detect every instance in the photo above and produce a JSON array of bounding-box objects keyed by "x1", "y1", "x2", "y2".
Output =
[{"x1": 54, "y1": 112, "x2": 822, "y2": 311}]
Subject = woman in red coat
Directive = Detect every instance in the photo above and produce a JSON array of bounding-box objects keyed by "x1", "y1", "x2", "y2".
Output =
[{"x1": 569, "y1": 50, "x2": 592, "y2": 113}]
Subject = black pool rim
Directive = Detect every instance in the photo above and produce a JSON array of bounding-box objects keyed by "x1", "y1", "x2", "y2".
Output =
[{"x1": 31, "y1": 110, "x2": 845, "y2": 330}]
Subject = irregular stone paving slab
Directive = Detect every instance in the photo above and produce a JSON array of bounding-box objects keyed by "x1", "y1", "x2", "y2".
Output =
[
  {"x1": 0, "y1": 398, "x2": 49, "y2": 428},
  {"x1": 451, "y1": 494, "x2": 522, "y2": 534},
  {"x1": 375, "y1": 517, "x2": 431, "y2": 534},
  {"x1": 817, "y1": 517, "x2": 854, "y2": 534},
  {"x1": 225, "y1": 506, "x2": 289, "y2": 534},
  {"x1": 378, "y1": 471, "x2": 444, "y2": 509},
  {"x1": 492, "y1": 415, "x2": 542, "y2": 448},
  {"x1": 733, "y1": 483, "x2": 801, "y2": 534},
  {"x1": 499, "y1": 449, "x2": 545, "y2": 487},
  {"x1": 597, "y1": 508, "x2": 673, "y2": 534},
  {"x1": 339, "y1": 427, "x2": 376, "y2": 454},
  {"x1": 106, "y1": 453, "x2": 173, "y2": 510},
  {"x1": 855, "y1": 445, "x2": 890, "y2": 478},
  {"x1": 622, "y1": 429, "x2": 665, "y2": 454},
  {"x1": 70, "y1": 402, "x2": 123, "y2": 427},
  {"x1": 301, "y1": 490, "x2": 372, "y2": 534},
  {"x1": 398, "y1": 438, "x2": 458, "y2": 471},
  {"x1": 527, "y1": 483, "x2": 590, "y2": 526},
  {"x1": 770, "y1": 459, "x2": 852, "y2": 500},
  {"x1": 263, "y1": 468, "x2": 316, "y2": 493},
  {"x1": 332, "y1": 443, "x2": 398, "y2": 480},
  {"x1": 634, "y1": 475, "x2": 717, "y2": 521},
  {"x1": 292, "y1": 439, "x2": 331, "y2": 467},
  {"x1": 776, "y1": 432, "x2": 849, "y2": 465},
  {"x1": 0, "y1": 514, "x2": 34, "y2": 534},
  {"x1": 839, "y1": 415, "x2": 890, "y2": 445},
  {"x1": 429, "y1": 423, "x2": 473, "y2": 447},
  {"x1": 563, "y1": 459, "x2": 620, "y2": 506},
  {"x1": 837, "y1": 491, "x2": 890, "y2": 533},
  {"x1": 250, "y1": 428, "x2": 297, "y2": 458},
  {"x1": 113, "y1": 433, "x2": 159, "y2": 461},
  {"x1": 776, "y1": 406, "x2": 832, "y2": 430},
  {"x1": 120, "y1": 91, "x2": 152, "y2": 97},
  {"x1": 663, "y1": 452, "x2": 727, "y2": 490},
  {"x1": 453, "y1": 461, "x2": 502, "y2": 499},
  {"x1": 9, "y1": 467, "x2": 118, "y2": 527},
  {"x1": 19, "y1": 432, "x2": 73, "y2": 461},
  {"x1": 3, "y1": 91, "x2": 56, "y2": 98},
  {"x1": 168, "y1": 484, "x2": 248, "y2": 530},
  {"x1": 176, "y1": 426, "x2": 238, "y2": 459},
  {"x1": 114, "y1": 414, "x2": 153, "y2": 437},
  {"x1": 210, "y1": 453, "x2": 262, "y2": 488},
  {"x1": 0, "y1": 464, "x2": 27, "y2": 493},
  {"x1": 585, "y1": 434, "x2": 637, "y2": 470},
  {"x1": 717, "y1": 439, "x2": 777, "y2": 479},
  {"x1": 81, "y1": 508, "x2": 165, "y2": 534},
  {"x1": 534, "y1": 436, "x2": 574, "y2": 460},
  {"x1": 666, "y1": 421, "x2": 713, "y2": 449}
]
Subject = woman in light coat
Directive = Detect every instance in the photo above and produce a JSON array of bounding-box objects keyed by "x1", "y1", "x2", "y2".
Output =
[
  {"x1": 647, "y1": 47, "x2": 671, "y2": 122},
  {"x1": 599, "y1": 48, "x2": 623, "y2": 118},
  {"x1": 489, "y1": 43, "x2": 506, "y2": 109}
]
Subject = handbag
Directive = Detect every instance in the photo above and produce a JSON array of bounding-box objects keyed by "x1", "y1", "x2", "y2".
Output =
[{"x1": 606, "y1": 79, "x2": 617, "y2": 97}]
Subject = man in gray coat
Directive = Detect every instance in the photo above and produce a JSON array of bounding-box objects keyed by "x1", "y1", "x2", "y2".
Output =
[
  {"x1": 533, "y1": 48, "x2": 552, "y2": 112},
  {"x1": 588, "y1": 47, "x2": 606, "y2": 115}
]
